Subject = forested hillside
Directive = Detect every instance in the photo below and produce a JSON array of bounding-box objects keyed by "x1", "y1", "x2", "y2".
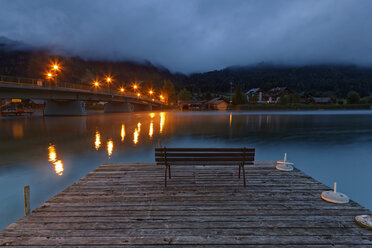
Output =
[
  {"x1": 185, "y1": 65, "x2": 372, "y2": 98},
  {"x1": 0, "y1": 38, "x2": 177, "y2": 92}
]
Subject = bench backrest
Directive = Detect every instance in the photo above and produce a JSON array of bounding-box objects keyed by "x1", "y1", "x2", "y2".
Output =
[{"x1": 155, "y1": 148, "x2": 255, "y2": 166}]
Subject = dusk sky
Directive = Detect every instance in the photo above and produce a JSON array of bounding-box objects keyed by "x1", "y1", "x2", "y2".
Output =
[{"x1": 1, "y1": 0, "x2": 372, "y2": 73}]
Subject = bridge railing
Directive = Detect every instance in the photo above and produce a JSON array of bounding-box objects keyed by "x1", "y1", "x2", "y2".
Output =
[{"x1": 0, "y1": 75, "x2": 163, "y2": 104}]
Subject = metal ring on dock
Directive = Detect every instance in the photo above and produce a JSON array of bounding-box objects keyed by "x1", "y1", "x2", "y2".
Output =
[
  {"x1": 321, "y1": 190, "x2": 349, "y2": 204},
  {"x1": 355, "y1": 215, "x2": 372, "y2": 230}
]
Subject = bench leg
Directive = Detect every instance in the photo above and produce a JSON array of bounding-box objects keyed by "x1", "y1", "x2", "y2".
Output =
[
  {"x1": 238, "y1": 164, "x2": 241, "y2": 179},
  {"x1": 164, "y1": 165, "x2": 168, "y2": 187},
  {"x1": 168, "y1": 164, "x2": 171, "y2": 179},
  {"x1": 242, "y1": 165, "x2": 246, "y2": 187}
]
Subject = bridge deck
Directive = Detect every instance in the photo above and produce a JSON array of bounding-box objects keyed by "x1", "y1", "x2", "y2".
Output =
[{"x1": 1, "y1": 162, "x2": 371, "y2": 247}]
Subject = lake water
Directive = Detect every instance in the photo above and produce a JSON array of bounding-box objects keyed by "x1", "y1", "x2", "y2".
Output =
[{"x1": 1, "y1": 110, "x2": 372, "y2": 230}]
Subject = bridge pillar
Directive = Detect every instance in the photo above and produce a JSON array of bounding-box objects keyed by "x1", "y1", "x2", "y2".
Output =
[
  {"x1": 104, "y1": 102, "x2": 132, "y2": 113},
  {"x1": 44, "y1": 100, "x2": 86, "y2": 116},
  {"x1": 132, "y1": 104, "x2": 152, "y2": 112}
]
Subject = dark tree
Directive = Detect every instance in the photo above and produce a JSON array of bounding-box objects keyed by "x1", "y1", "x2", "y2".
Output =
[
  {"x1": 161, "y1": 79, "x2": 176, "y2": 104},
  {"x1": 177, "y1": 88, "x2": 192, "y2": 100},
  {"x1": 346, "y1": 91, "x2": 360, "y2": 104},
  {"x1": 232, "y1": 85, "x2": 247, "y2": 105}
]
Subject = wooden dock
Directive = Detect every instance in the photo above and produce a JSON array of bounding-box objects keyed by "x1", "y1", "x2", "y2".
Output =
[{"x1": 1, "y1": 162, "x2": 371, "y2": 247}]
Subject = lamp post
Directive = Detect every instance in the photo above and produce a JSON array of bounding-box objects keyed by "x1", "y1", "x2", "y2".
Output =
[
  {"x1": 51, "y1": 63, "x2": 60, "y2": 88},
  {"x1": 93, "y1": 81, "x2": 99, "y2": 93},
  {"x1": 106, "y1": 76, "x2": 112, "y2": 94},
  {"x1": 46, "y1": 72, "x2": 53, "y2": 88}
]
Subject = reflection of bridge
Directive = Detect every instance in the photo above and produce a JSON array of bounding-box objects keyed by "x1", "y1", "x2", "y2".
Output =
[{"x1": 0, "y1": 75, "x2": 165, "y2": 115}]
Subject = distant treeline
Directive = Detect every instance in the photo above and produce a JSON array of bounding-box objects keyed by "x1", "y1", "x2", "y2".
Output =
[
  {"x1": 183, "y1": 65, "x2": 372, "y2": 98},
  {"x1": 2, "y1": 44, "x2": 372, "y2": 99}
]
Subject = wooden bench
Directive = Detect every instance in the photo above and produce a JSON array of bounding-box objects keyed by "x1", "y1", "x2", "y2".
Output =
[{"x1": 155, "y1": 147, "x2": 255, "y2": 187}]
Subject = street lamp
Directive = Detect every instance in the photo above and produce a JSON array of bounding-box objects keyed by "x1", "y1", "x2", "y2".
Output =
[
  {"x1": 106, "y1": 76, "x2": 112, "y2": 94},
  {"x1": 50, "y1": 62, "x2": 61, "y2": 87},
  {"x1": 46, "y1": 72, "x2": 53, "y2": 88},
  {"x1": 93, "y1": 81, "x2": 100, "y2": 92}
]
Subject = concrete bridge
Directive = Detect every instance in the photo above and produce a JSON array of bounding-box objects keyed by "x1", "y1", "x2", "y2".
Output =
[{"x1": 0, "y1": 75, "x2": 165, "y2": 116}]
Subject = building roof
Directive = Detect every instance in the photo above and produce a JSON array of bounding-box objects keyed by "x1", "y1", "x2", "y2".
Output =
[
  {"x1": 245, "y1": 88, "x2": 262, "y2": 95},
  {"x1": 268, "y1": 87, "x2": 292, "y2": 96},
  {"x1": 205, "y1": 97, "x2": 227, "y2": 105},
  {"x1": 312, "y1": 97, "x2": 333, "y2": 103},
  {"x1": 178, "y1": 100, "x2": 204, "y2": 105}
]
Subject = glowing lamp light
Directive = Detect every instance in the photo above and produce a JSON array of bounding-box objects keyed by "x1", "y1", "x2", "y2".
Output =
[
  {"x1": 106, "y1": 77, "x2": 111, "y2": 83},
  {"x1": 93, "y1": 81, "x2": 99, "y2": 87},
  {"x1": 47, "y1": 73, "x2": 52, "y2": 78},
  {"x1": 120, "y1": 88, "x2": 124, "y2": 92},
  {"x1": 149, "y1": 90, "x2": 153, "y2": 95},
  {"x1": 53, "y1": 64, "x2": 59, "y2": 70},
  {"x1": 133, "y1": 84, "x2": 138, "y2": 89},
  {"x1": 137, "y1": 93, "x2": 140, "y2": 97}
]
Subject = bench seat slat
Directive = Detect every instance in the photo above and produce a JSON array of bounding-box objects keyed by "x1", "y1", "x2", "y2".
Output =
[
  {"x1": 155, "y1": 148, "x2": 255, "y2": 152},
  {"x1": 155, "y1": 152, "x2": 254, "y2": 157}
]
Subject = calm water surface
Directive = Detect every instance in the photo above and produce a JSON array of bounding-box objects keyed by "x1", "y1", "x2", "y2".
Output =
[{"x1": 1, "y1": 110, "x2": 372, "y2": 229}]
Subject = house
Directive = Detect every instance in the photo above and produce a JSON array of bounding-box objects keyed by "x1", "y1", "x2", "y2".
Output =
[
  {"x1": 245, "y1": 87, "x2": 294, "y2": 104},
  {"x1": 299, "y1": 92, "x2": 313, "y2": 104},
  {"x1": 178, "y1": 100, "x2": 204, "y2": 110},
  {"x1": 309, "y1": 97, "x2": 335, "y2": 104},
  {"x1": 267, "y1": 87, "x2": 293, "y2": 103},
  {"x1": 245, "y1": 88, "x2": 265, "y2": 103},
  {"x1": 204, "y1": 97, "x2": 229, "y2": 110}
]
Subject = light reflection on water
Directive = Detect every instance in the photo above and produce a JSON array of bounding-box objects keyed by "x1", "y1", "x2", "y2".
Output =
[
  {"x1": 48, "y1": 144, "x2": 64, "y2": 176},
  {"x1": 107, "y1": 139, "x2": 114, "y2": 158},
  {"x1": 94, "y1": 131, "x2": 101, "y2": 150},
  {"x1": 121, "y1": 124, "x2": 125, "y2": 142},
  {"x1": 1, "y1": 110, "x2": 372, "y2": 230}
]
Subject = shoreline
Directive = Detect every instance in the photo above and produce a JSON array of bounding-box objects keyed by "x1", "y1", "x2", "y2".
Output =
[{"x1": 231, "y1": 103, "x2": 371, "y2": 111}]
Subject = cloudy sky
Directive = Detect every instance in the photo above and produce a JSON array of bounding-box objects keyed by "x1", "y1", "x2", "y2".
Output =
[{"x1": 0, "y1": 0, "x2": 372, "y2": 73}]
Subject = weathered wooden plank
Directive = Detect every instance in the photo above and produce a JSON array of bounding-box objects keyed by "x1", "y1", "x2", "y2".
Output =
[
  {"x1": 1, "y1": 235, "x2": 371, "y2": 246},
  {"x1": 2, "y1": 227, "x2": 372, "y2": 237},
  {"x1": 2, "y1": 220, "x2": 359, "y2": 230},
  {"x1": 28, "y1": 209, "x2": 372, "y2": 218}
]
